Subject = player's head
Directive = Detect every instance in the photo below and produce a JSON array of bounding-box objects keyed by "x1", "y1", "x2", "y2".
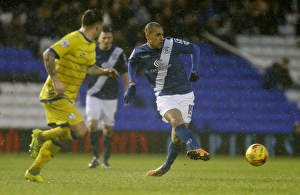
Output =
[
  {"x1": 144, "y1": 22, "x2": 164, "y2": 49},
  {"x1": 98, "y1": 25, "x2": 113, "y2": 51},
  {"x1": 81, "y1": 9, "x2": 103, "y2": 40}
]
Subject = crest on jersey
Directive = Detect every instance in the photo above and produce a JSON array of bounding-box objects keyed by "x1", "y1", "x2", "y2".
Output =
[
  {"x1": 61, "y1": 40, "x2": 70, "y2": 48},
  {"x1": 162, "y1": 47, "x2": 171, "y2": 54},
  {"x1": 69, "y1": 113, "x2": 76, "y2": 120}
]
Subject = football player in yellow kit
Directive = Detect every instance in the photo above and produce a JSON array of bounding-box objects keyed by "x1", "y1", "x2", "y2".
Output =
[{"x1": 25, "y1": 9, "x2": 119, "y2": 182}]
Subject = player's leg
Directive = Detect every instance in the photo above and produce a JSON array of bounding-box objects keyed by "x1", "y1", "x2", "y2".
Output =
[
  {"x1": 36, "y1": 99, "x2": 85, "y2": 142},
  {"x1": 146, "y1": 96, "x2": 186, "y2": 176},
  {"x1": 29, "y1": 99, "x2": 87, "y2": 161},
  {"x1": 86, "y1": 95, "x2": 101, "y2": 168},
  {"x1": 29, "y1": 100, "x2": 78, "y2": 159},
  {"x1": 146, "y1": 128, "x2": 183, "y2": 176},
  {"x1": 102, "y1": 124, "x2": 113, "y2": 169},
  {"x1": 87, "y1": 119, "x2": 100, "y2": 168},
  {"x1": 30, "y1": 124, "x2": 82, "y2": 159},
  {"x1": 100, "y1": 99, "x2": 117, "y2": 169},
  {"x1": 162, "y1": 93, "x2": 210, "y2": 161},
  {"x1": 38, "y1": 126, "x2": 77, "y2": 143},
  {"x1": 25, "y1": 139, "x2": 62, "y2": 182},
  {"x1": 165, "y1": 109, "x2": 210, "y2": 161}
]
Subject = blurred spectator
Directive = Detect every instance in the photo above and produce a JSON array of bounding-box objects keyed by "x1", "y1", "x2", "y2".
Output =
[
  {"x1": 277, "y1": 57, "x2": 295, "y2": 90},
  {"x1": 180, "y1": 13, "x2": 204, "y2": 43},
  {"x1": 262, "y1": 62, "x2": 280, "y2": 90},
  {"x1": 52, "y1": 3, "x2": 72, "y2": 38},
  {"x1": 130, "y1": 0, "x2": 151, "y2": 27},
  {"x1": 4, "y1": 12, "x2": 27, "y2": 48},
  {"x1": 262, "y1": 57, "x2": 295, "y2": 90},
  {"x1": 0, "y1": 8, "x2": 7, "y2": 46},
  {"x1": 85, "y1": 0, "x2": 100, "y2": 10},
  {"x1": 25, "y1": 6, "x2": 56, "y2": 57},
  {"x1": 68, "y1": 1, "x2": 84, "y2": 29},
  {"x1": 147, "y1": 0, "x2": 162, "y2": 19},
  {"x1": 109, "y1": 1, "x2": 133, "y2": 31}
]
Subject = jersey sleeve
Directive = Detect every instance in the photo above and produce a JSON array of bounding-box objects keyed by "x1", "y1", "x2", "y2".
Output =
[
  {"x1": 50, "y1": 33, "x2": 81, "y2": 59},
  {"x1": 172, "y1": 38, "x2": 200, "y2": 71},
  {"x1": 128, "y1": 48, "x2": 138, "y2": 82},
  {"x1": 115, "y1": 52, "x2": 128, "y2": 74},
  {"x1": 172, "y1": 38, "x2": 194, "y2": 54}
]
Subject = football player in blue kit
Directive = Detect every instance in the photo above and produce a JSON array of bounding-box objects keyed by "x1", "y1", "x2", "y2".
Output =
[
  {"x1": 124, "y1": 22, "x2": 210, "y2": 176},
  {"x1": 86, "y1": 26, "x2": 129, "y2": 169}
]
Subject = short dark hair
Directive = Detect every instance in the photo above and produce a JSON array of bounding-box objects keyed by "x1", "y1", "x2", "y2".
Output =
[
  {"x1": 144, "y1": 22, "x2": 162, "y2": 34},
  {"x1": 102, "y1": 25, "x2": 113, "y2": 33},
  {"x1": 81, "y1": 9, "x2": 103, "y2": 27}
]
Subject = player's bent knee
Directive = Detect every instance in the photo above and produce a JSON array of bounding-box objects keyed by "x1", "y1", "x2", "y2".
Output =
[{"x1": 71, "y1": 122, "x2": 89, "y2": 139}]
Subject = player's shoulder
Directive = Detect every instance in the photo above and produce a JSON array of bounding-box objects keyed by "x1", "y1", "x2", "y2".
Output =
[
  {"x1": 134, "y1": 43, "x2": 151, "y2": 53},
  {"x1": 63, "y1": 31, "x2": 80, "y2": 40},
  {"x1": 67, "y1": 31, "x2": 95, "y2": 44},
  {"x1": 59, "y1": 31, "x2": 84, "y2": 47},
  {"x1": 112, "y1": 45, "x2": 124, "y2": 53},
  {"x1": 166, "y1": 37, "x2": 191, "y2": 46},
  {"x1": 128, "y1": 44, "x2": 147, "y2": 59}
]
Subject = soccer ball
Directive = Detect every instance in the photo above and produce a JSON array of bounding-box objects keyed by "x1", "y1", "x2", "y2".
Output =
[{"x1": 245, "y1": 143, "x2": 268, "y2": 166}]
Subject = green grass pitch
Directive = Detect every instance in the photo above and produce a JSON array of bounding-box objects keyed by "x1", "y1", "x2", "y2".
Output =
[{"x1": 0, "y1": 153, "x2": 299, "y2": 195}]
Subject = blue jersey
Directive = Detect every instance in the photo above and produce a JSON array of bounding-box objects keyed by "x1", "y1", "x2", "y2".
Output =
[
  {"x1": 87, "y1": 45, "x2": 127, "y2": 99},
  {"x1": 128, "y1": 37, "x2": 200, "y2": 96}
]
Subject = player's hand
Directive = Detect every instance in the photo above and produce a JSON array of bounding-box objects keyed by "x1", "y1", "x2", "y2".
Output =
[
  {"x1": 103, "y1": 68, "x2": 120, "y2": 79},
  {"x1": 189, "y1": 71, "x2": 200, "y2": 82},
  {"x1": 124, "y1": 84, "x2": 136, "y2": 105},
  {"x1": 52, "y1": 77, "x2": 65, "y2": 96}
]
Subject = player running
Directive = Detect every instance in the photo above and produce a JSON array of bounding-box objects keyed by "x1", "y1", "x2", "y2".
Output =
[
  {"x1": 25, "y1": 9, "x2": 119, "y2": 182},
  {"x1": 124, "y1": 22, "x2": 210, "y2": 177}
]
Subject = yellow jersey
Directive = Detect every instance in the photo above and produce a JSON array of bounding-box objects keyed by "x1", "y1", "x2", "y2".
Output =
[{"x1": 40, "y1": 31, "x2": 96, "y2": 102}]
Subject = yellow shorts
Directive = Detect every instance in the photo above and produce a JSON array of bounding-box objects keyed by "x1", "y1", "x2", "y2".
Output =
[{"x1": 41, "y1": 98, "x2": 83, "y2": 127}]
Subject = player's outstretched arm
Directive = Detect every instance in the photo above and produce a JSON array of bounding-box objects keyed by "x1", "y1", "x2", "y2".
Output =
[{"x1": 87, "y1": 65, "x2": 119, "y2": 79}]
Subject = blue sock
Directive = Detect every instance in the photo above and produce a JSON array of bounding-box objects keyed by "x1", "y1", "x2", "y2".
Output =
[
  {"x1": 175, "y1": 124, "x2": 200, "y2": 149},
  {"x1": 161, "y1": 142, "x2": 183, "y2": 172}
]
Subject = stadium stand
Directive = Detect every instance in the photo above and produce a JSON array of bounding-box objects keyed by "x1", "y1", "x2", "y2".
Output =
[{"x1": 1, "y1": 44, "x2": 299, "y2": 135}]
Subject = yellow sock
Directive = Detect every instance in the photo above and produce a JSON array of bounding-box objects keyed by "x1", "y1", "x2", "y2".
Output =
[
  {"x1": 39, "y1": 126, "x2": 75, "y2": 142},
  {"x1": 58, "y1": 128, "x2": 76, "y2": 141},
  {"x1": 28, "y1": 140, "x2": 61, "y2": 175}
]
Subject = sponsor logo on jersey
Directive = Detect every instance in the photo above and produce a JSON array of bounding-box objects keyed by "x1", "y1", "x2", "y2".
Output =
[
  {"x1": 61, "y1": 40, "x2": 70, "y2": 48},
  {"x1": 152, "y1": 59, "x2": 171, "y2": 71}
]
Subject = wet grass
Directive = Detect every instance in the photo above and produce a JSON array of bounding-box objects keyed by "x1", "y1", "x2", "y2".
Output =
[{"x1": 0, "y1": 153, "x2": 299, "y2": 195}]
